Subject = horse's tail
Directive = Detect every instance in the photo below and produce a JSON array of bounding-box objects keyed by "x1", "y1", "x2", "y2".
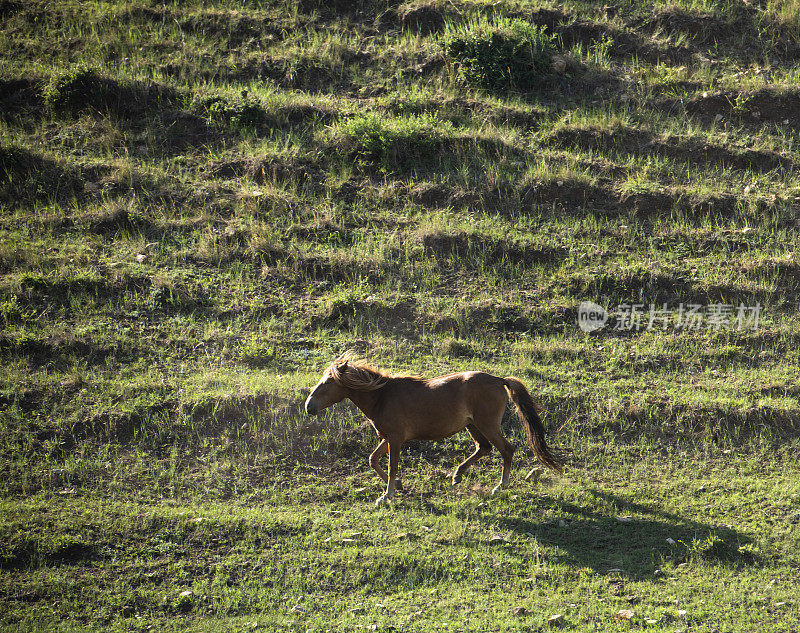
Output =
[{"x1": 503, "y1": 377, "x2": 562, "y2": 473}]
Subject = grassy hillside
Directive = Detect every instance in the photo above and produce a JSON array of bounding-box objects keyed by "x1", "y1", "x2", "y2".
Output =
[{"x1": 2, "y1": 0, "x2": 800, "y2": 630}]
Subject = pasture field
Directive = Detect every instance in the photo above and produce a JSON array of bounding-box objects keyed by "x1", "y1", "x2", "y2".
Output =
[{"x1": 2, "y1": 0, "x2": 800, "y2": 630}]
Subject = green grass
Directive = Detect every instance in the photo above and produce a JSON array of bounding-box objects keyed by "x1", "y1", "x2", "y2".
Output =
[
  {"x1": 2, "y1": 446, "x2": 799, "y2": 631},
  {"x1": 2, "y1": 0, "x2": 800, "y2": 630},
  {"x1": 443, "y1": 16, "x2": 556, "y2": 91}
]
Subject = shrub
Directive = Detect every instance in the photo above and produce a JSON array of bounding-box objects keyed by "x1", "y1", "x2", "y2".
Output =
[
  {"x1": 443, "y1": 17, "x2": 556, "y2": 91},
  {"x1": 0, "y1": 295, "x2": 22, "y2": 324},
  {"x1": 43, "y1": 66, "x2": 107, "y2": 111},
  {"x1": 337, "y1": 111, "x2": 454, "y2": 169},
  {"x1": 43, "y1": 66, "x2": 178, "y2": 115},
  {"x1": 234, "y1": 336, "x2": 276, "y2": 368},
  {"x1": 202, "y1": 94, "x2": 267, "y2": 131}
]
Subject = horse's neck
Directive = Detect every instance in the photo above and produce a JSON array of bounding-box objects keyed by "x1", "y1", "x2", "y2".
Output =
[{"x1": 347, "y1": 388, "x2": 383, "y2": 421}]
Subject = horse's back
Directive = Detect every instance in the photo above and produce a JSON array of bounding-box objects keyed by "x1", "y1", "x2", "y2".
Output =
[{"x1": 423, "y1": 370, "x2": 503, "y2": 389}]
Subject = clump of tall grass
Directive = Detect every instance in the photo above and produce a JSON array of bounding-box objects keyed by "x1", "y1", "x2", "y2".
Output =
[
  {"x1": 766, "y1": 0, "x2": 800, "y2": 42},
  {"x1": 443, "y1": 16, "x2": 556, "y2": 91},
  {"x1": 43, "y1": 66, "x2": 105, "y2": 111},
  {"x1": 335, "y1": 111, "x2": 455, "y2": 168}
]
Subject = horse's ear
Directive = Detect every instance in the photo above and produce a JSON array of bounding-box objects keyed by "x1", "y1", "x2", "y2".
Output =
[{"x1": 339, "y1": 359, "x2": 349, "y2": 371}]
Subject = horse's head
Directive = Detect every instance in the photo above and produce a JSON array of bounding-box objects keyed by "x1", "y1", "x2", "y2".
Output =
[{"x1": 304, "y1": 360, "x2": 349, "y2": 415}]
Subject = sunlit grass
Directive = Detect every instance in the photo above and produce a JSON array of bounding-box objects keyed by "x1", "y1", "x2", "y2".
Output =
[{"x1": 2, "y1": 0, "x2": 800, "y2": 629}]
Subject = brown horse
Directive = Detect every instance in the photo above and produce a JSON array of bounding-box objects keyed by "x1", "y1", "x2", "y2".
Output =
[{"x1": 305, "y1": 353, "x2": 561, "y2": 505}]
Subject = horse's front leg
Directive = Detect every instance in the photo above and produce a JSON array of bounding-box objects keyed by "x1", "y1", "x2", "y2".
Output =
[
  {"x1": 369, "y1": 439, "x2": 389, "y2": 484},
  {"x1": 369, "y1": 439, "x2": 403, "y2": 493},
  {"x1": 376, "y1": 441, "x2": 402, "y2": 506}
]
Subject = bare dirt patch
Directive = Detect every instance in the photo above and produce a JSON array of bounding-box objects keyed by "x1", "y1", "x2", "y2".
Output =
[
  {"x1": 121, "y1": 5, "x2": 291, "y2": 45},
  {"x1": 638, "y1": 6, "x2": 800, "y2": 61},
  {"x1": 47, "y1": 71, "x2": 181, "y2": 117},
  {"x1": 644, "y1": 7, "x2": 732, "y2": 44},
  {"x1": 156, "y1": 110, "x2": 220, "y2": 154},
  {"x1": 569, "y1": 267, "x2": 772, "y2": 308},
  {"x1": 463, "y1": 302, "x2": 537, "y2": 334},
  {"x1": 253, "y1": 247, "x2": 386, "y2": 285},
  {"x1": 200, "y1": 97, "x2": 336, "y2": 134},
  {"x1": 568, "y1": 268, "x2": 697, "y2": 305},
  {"x1": 520, "y1": 179, "x2": 615, "y2": 211},
  {"x1": 344, "y1": 133, "x2": 525, "y2": 176},
  {"x1": 406, "y1": 177, "x2": 773, "y2": 219},
  {"x1": 406, "y1": 181, "x2": 460, "y2": 207},
  {"x1": 178, "y1": 11, "x2": 288, "y2": 46},
  {"x1": 1, "y1": 540, "x2": 100, "y2": 570},
  {"x1": 0, "y1": 334, "x2": 114, "y2": 368},
  {"x1": 411, "y1": 179, "x2": 618, "y2": 214},
  {"x1": 285, "y1": 219, "x2": 353, "y2": 245},
  {"x1": 82, "y1": 205, "x2": 155, "y2": 236},
  {"x1": 618, "y1": 190, "x2": 677, "y2": 216},
  {"x1": 322, "y1": 298, "x2": 418, "y2": 333},
  {"x1": 298, "y1": 0, "x2": 399, "y2": 17},
  {"x1": 441, "y1": 98, "x2": 545, "y2": 129},
  {"x1": 662, "y1": 88, "x2": 800, "y2": 128},
  {"x1": 271, "y1": 60, "x2": 346, "y2": 92},
  {"x1": 16, "y1": 272, "x2": 153, "y2": 312}
]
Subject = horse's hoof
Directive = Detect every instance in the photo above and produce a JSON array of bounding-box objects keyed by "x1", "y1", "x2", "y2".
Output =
[
  {"x1": 491, "y1": 484, "x2": 505, "y2": 496},
  {"x1": 452, "y1": 473, "x2": 462, "y2": 486},
  {"x1": 375, "y1": 494, "x2": 390, "y2": 507}
]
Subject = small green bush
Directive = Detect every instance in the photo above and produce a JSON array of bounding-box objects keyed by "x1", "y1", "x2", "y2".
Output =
[
  {"x1": 0, "y1": 295, "x2": 22, "y2": 324},
  {"x1": 688, "y1": 533, "x2": 741, "y2": 563},
  {"x1": 204, "y1": 94, "x2": 266, "y2": 131},
  {"x1": 338, "y1": 111, "x2": 454, "y2": 168},
  {"x1": 43, "y1": 66, "x2": 107, "y2": 111},
  {"x1": 443, "y1": 17, "x2": 556, "y2": 91},
  {"x1": 326, "y1": 290, "x2": 363, "y2": 321},
  {"x1": 235, "y1": 336, "x2": 276, "y2": 368},
  {"x1": 44, "y1": 67, "x2": 178, "y2": 115}
]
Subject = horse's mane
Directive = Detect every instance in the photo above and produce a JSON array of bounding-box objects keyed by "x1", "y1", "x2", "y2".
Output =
[{"x1": 329, "y1": 351, "x2": 420, "y2": 392}]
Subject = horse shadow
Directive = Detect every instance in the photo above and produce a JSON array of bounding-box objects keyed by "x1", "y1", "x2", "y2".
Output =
[{"x1": 464, "y1": 488, "x2": 761, "y2": 580}]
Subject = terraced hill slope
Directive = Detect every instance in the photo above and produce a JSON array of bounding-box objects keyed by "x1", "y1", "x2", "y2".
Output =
[
  {"x1": 2, "y1": 1, "x2": 800, "y2": 630},
  {"x1": 3, "y1": 0, "x2": 800, "y2": 457}
]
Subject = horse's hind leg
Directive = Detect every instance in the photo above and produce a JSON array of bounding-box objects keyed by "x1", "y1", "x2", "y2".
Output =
[
  {"x1": 475, "y1": 421, "x2": 516, "y2": 495},
  {"x1": 452, "y1": 423, "x2": 492, "y2": 485}
]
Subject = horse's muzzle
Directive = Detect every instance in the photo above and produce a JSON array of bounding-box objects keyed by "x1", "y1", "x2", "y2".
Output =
[{"x1": 305, "y1": 398, "x2": 318, "y2": 416}]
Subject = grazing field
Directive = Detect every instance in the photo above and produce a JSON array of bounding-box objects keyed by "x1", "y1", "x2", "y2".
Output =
[{"x1": 2, "y1": 0, "x2": 800, "y2": 630}]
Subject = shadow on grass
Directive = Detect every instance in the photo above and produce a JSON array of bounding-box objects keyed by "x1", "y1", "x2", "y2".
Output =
[
  {"x1": 547, "y1": 126, "x2": 795, "y2": 174},
  {"x1": 487, "y1": 488, "x2": 761, "y2": 580},
  {"x1": 0, "y1": 146, "x2": 84, "y2": 208}
]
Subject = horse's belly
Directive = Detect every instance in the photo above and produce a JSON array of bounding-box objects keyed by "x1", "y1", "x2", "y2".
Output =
[{"x1": 404, "y1": 408, "x2": 471, "y2": 441}]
